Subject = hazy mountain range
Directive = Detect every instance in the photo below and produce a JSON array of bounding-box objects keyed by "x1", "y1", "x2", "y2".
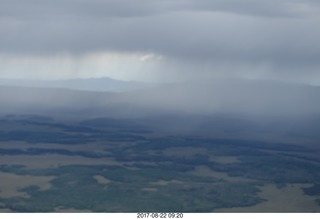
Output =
[
  {"x1": 1, "y1": 78, "x2": 320, "y2": 119},
  {"x1": 1, "y1": 78, "x2": 320, "y2": 146},
  {"x1": 0, "y1": 77, "x2": 153, "y2": 93}
]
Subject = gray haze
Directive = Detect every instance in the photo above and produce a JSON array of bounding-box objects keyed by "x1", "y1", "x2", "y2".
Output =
[
  {"x1": 1, "y1": 79, "x2": 320, "y2": 118},
  {"x1": 1, "y1": 0, "x2": 320, "y2": 83},
  {"x1": 0, "y1": 77, "x2": 152, "y2": 92},
  {"x1": 1, "y1": 1, "x2": 320, "y2": 118}
]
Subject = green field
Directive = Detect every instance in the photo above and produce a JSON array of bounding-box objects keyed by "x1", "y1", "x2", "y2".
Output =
[{"x1": 0, "y1": 115, "x2": 319, "y2": 212}]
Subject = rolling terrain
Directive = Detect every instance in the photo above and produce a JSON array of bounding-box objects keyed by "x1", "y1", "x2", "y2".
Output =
[{"x1": 0, "y1": 79, "x2": 320, "y2": 212}]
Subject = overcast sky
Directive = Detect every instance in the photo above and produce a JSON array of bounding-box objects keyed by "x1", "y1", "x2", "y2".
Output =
[{"x1": 0, "y1": 0, "x2": 320, "y2": 83}]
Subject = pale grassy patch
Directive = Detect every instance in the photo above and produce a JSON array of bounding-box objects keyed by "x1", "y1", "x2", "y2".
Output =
[
  {"x1": 0, "y1": 155, "x2": 121, "y2": 169},
  {"x1": 216, "y1": 183, "x2": 320, "y2": 212},
  {"x1": 209, "y1": 156, "x2": 240, "y2": 164},
  {"x1": 163, "y1": 147, "x2": 207, "y2": 157},
  {"x1": 54, "y1": 207, "x2": 92, "y2": 212},
  {"x1": 141, "y1": 187, "x2": 158, "y2": 192},
  {"x1": 150, "y1": 180, "x2": 183, "y2": 186},
  {"x1": 191, "y1": 165, "x2": 255, "y2": 183},
  {"x1": 0, "y1": 172, "x2": 55, "y2": 198},
  {"x1": 93, "y1": 175, "x2": 111, "y2": 185}
]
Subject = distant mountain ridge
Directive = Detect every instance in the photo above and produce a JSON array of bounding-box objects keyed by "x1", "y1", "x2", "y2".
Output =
[
  {"x1": 1, "y1": 78, "x2": 320, "y2": 118},
  {"x1": 0, "y1": 77, "x2": 152, "y2": 92}
]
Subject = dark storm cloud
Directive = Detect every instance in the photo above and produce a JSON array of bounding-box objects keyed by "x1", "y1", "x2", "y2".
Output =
[
  {"x1": 1, "y1": 0, "x2": 319, "y2": 52},
  {"x1": 0, "y1": 0, "x2": 320, "y2": 82},
  {"x1": 1, "y1": 0, "x2": 320, "y2": 117},
  {"x1": 0, "y1": 0, "x2": 157, "y2": 19},
  {"x1": 183, "y1": 0, "x2": 320, "y2": 17},
  {"x1": 0, "y1": 0, "x2": 173, "y2": 53}
]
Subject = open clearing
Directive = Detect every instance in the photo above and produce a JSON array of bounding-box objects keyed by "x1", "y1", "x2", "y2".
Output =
[
  {"x1": 216, "y1": 183, "x2": 320, "y2": 212},
  {"x1": 0, "y1": 172, "x2": 55, "y2": 198}
]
